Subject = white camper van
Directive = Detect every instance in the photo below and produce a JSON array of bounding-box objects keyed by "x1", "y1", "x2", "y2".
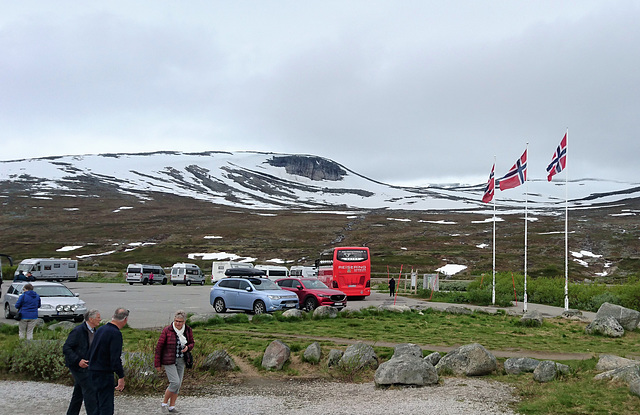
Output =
[
  {"x1": 125, "y1": 264, "x2": 167, "y2": 285},
  {"x1": 290, "y1": 266, "x2": 318, "y2": 278},
  {"x1": 211, "y1": 261, "x2": 254, "y2": 283},
  {"x1": 254, "y1": 265, "x2": 289, "y2": 281},
  {"x1": 171, "y1": 263, "x2": 205, "y2": 286},
  {"x1": 14, "y1": 258, "x2": 78, "y2": 282}
]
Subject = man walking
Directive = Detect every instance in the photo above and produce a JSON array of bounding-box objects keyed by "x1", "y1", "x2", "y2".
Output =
[
  {"x1": 88, "y1": 308, "x2": 129, "y2": 415},
  {"x1": 63, "y1": 309, "x2": 101, "y2": 415},
  {"x1": 389, "y1": 277, "x2": 396, "y2": 297}
]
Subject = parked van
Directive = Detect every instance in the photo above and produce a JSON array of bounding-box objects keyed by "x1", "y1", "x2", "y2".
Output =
[
  {"x1": 290, "y1": 266, "x2": 318, "y2": 278},
  {"x1": 126, "y1": 264, "x2": 166, "y2": 285},
  {"x1": 171, "y1": 263, "x2": 205, "y2": 286},
  {"x1": 254, "y1": 265, "x2": 289, "y2": 281},
  {"x1": 211, "y1": 261, "x2": 254, "y2": 283},
  {"x1": 14, "y1": 258, "x2": 78, "y2": 282}
]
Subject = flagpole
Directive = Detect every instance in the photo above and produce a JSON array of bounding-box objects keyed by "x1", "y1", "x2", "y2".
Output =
[
  {"x1": 564, "y1": 128, "x2": 569, "y2": 310},
  {"x1": 524, "y1": 143, "x2": 529, "y2": 313},
  {"x1": 492, "y1": 155, "x2": 496, "y2": 306}
]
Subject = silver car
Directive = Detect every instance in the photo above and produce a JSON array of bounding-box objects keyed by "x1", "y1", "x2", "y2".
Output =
[{"x1": 4, "y1": 281, "x2": 87, "y2": 322}]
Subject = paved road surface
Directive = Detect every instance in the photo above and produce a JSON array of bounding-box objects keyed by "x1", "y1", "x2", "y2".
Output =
[{"x1": 1, "y1": 281, "x2": 596, "y2": 328}]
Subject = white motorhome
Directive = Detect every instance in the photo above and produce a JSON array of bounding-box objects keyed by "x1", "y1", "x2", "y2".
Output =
[
  {"x1": 14, "y1": 258, "x2": 78, "y2": 282},
  {"x1": 211, "y1": 261, "x2": 254, "y2": 283},
  {"x1": 290, "y1": 266, "x2": 318, "y2": 278},
  {"x1": 254, "y1": 265, "x2": 289, "y2": 281},
  {"x1": 171, "y1": 263, "x2": 205, "y2": 286}
]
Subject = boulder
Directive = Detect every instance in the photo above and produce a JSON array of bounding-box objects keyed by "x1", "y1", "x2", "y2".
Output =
[
  {"x1": 445, "y1": 306, "x2": 472, "y2": 315},
  {"x1": 261, "y1": 340, "x2": 290, "y2": 370},
  {"x1": 435, "y1": 343, "x2": 497, "y2": 376},
  {"x1": 303, "y1": 342, "x2": 322, "y2": 363},
  {"x1": 520, "y1": 310, "x2": 544, "y2": 327},
  {"x1": 504, "y1": 357, "x2": 540, "y2": 375},
  {"x1": 327, "y1": 349, "x2": 343, "y2": 367},
  {"x1": 374, "y1": 355, "x2": 438, "y2": 387},
  {"x1": 48, "y1": 321, "x2": 76, "y2": 331},
  {"x1": 202, "y1": 350, "x2": 236, "y2": 372},
  {"x1": 379, "y1": 305, "x2": 412, "y2": 313},
  {"x1": 339, "y1": 342, "x2": 378, "y2": 370},
  {"x1": 282, "y1": 309, "x2": 304, "y2": 319},
  {"x1": 393, "y1": 343, "x2": 423, "y2": 359},
  {"x1": 313, "y1": 306, "x2": 338, "y2": 318},
  {"x1": 424, "y1": 352, "x2": 441, "y2": 366},
  {"x1": 595, "y1": 302, "x2": 640, "y2": 331},
  {"x1": 561, "y1": 309, "x2": 588, "y2": 321},
  {"x1": 533, "y1": 360, "x2": 559, "y2": 383},
  {"x1": 585, "y1": 316, "x2": 625, "y2": 337},
  {"x1": 596, "y1": 355, "x2": 640, "y2": 372},
  {"x1": 630, "y1": 378, "x2": 640, "y2": 398},
  {"x1": 188, "y1": 313, "x2": 216, "y2": 323},
  {"x1": 594, "y1": 365, "x2": 640, "y2": 383}
]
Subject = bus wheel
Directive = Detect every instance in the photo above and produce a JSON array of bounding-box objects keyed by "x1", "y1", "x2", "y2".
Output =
[
  {"x1": 303, "y1": 297, "x2": 318, "y2": 311},
  {"x1": 253, "y1": 300, "x2": 266, "y2": 315}
]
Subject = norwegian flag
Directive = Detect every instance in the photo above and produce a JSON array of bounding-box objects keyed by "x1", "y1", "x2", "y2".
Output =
[
  {"x1": 497, "y1": 149, "x2": 527, "y2": 191},
  {"x1": 546, "y1": 133, "x2": 567, "y2": 181},
  {"x1": 482, "y1": 163, "x2": 495, "y2": 203}
]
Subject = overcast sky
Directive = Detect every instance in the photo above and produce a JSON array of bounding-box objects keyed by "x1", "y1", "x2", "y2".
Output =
[{"x1": 1, "y1": 1, "x2": 639, "y2": 186}]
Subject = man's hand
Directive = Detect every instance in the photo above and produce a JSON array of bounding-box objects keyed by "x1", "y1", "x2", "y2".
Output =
[
  {"x1": 78, "y1": 359, "x2": 89, "y2": 369},
  {"x1": 115, "y1": 378, "x2": 125, "y2": 392}
]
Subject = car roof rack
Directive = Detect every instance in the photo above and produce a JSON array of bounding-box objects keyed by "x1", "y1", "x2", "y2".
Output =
[{"x1": 224, "y1": 268, "x2": 267, "y2": 277}]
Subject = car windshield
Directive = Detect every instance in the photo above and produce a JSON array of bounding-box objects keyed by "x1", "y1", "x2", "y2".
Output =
[
  {"x1": 250, "y1": 279, "x2": 280, "y2": 291},
  {"x1": 33, "y1": 286, "x2": 75, "y2": 297},
  {"x1": 301, "y1": 279, "x2": 329, "y2": 289}
]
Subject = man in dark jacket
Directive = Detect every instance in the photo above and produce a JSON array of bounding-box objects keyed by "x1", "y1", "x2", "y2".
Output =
[
  {"x1": 63, "y1": 309, "x2": 101, "y2": 415},
  {"x1": 14, "y1": 270, "x2": 28, "y2": 281},
  {"x1": 88, "y1": 308, "x2": 129, "y2": 415},
  {"x1": 389, "y1": 277, "x2": 396, "y2": 297}
]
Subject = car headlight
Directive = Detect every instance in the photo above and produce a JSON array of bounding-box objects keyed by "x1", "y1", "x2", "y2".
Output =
[
  {"x1": 318, "y1": 294, "x2": 330, "y2": 298},
  {"x1": 56, "y1": 304, "x2": 80, "y2": 312},
  {"x1": 268, "y1": 295, "x2": 282, "y2": 300},
  {"x1": 40, "y1": 304, "x2": 54, "y2": 310}
]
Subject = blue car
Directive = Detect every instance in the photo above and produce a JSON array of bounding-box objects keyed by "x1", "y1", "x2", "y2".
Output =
[{"x1": 210, "y1": 276, "x2": 299, "y2": 314}]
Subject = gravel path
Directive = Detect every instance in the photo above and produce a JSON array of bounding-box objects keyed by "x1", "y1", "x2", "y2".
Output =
[{"x1": 1, "y1": 378, "x2": 520, "y2": 415}]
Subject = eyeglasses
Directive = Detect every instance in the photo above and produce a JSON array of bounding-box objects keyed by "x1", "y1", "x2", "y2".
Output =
[{"x1": 174, "y1": 319, "x2": 185, "y2": 324}]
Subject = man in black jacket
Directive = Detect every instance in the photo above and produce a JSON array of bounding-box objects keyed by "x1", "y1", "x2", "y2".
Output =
[
  {"x1": 63, "y1": 309, "x2": 101, "y2": 415},
  {"x1": 88, "y1": 308, "x2": 129, "y2": 415}
]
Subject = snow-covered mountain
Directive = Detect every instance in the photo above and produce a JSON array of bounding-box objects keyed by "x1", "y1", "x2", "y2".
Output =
[{"x1": 1, "y1": 151, "x2": 639, "y2": 212}]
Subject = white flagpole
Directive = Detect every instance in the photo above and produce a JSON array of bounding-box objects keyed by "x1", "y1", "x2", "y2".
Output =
[
  {"x1": 524, "y1": 143, "x2": 529, "y2": 312},
  {"x1": 492, "y1": 155, "x2": 496, "y2": 305},
  {"x1": 564, "y1": 129, "x2": 569, "y2": 310}
]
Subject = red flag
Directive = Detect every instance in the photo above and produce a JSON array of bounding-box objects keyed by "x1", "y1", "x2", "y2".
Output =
[
  {"x1": 497, "y1": 149, "x2": 527, "y2": 191},
  {"x1": 546, "y1": 133, "x2": 567, "y2": 181},
  {"x1": 482, "y1": 163, "x2": 495, "y2": 203}
]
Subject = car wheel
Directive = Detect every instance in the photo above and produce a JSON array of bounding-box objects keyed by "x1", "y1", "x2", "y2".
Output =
[
  {"x1": 161, "y1": 278, "x2": 167, "y2": 285},
  {"x1": 253, "y1": 300, "x2": 266, "y2": 315},
  {"x1": 200, "y1": 281, "x2": 205, "y2": 286},
  {"x1": 213, "y1": 298, "x2": 226, "y2": 313},
  {"x1": 173, "y1": 283, "x2": 177, "y2": 286},
  {"x1": 74, "y1": 315, "x2": 84, "y2": 323},
  {"x1": 186, "y1": 280, "x2": 192, "y2": 286},
  {"x1": 303, "y1": 297, "x2": 318, "y2": 311},
  {"x1": 4, "y1": 303, "x2": 12, "y2": 319},
  {"x1": 128, "y1": 282, "x2": 134, "y2": 285}
]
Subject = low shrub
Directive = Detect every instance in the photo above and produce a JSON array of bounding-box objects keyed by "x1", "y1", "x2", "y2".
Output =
[{"x1": 10, "y1": 339, "x2": 68, "y2": 381}]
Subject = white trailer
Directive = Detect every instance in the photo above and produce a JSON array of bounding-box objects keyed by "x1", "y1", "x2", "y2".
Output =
[
  {"x1": 290, "y1": 265, "x2": 318, "y2": 278},
  {"x1": 211, "y1": 261, "x2": 254, "y2": 283},
  {"x1": 15, "y1": 258, "x2": 78, "y2": 281},
  {"x1": 254, "y1": 264, "x2": 289, "y2": 281}
]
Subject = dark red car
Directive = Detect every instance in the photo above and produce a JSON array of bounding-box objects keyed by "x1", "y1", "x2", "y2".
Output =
[{"x1": 275, "y1": 278, "x2": 347, "y2": 311}]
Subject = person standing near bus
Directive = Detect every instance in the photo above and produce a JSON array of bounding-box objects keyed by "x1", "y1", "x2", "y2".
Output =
[{"x1": 389, "y1": 277, "x2": 396, "y2": 297}]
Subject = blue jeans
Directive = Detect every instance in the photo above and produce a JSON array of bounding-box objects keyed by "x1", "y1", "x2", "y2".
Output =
[
  {"x1": 67, "y1": 369, "x2": 98, "y2": 415},
  {"x1": 90, "y1": 371, "x2": 116, "y2": 415}
]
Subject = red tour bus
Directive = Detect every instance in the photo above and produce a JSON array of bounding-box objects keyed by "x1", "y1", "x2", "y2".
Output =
[{"x1": 316, "y1": 247, "x2": 371, "y2": 298}]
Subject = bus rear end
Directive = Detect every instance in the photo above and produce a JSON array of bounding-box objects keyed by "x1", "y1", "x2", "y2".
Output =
[{"x1": 318, "y1": 247, "x2": 371, "y2": 298}]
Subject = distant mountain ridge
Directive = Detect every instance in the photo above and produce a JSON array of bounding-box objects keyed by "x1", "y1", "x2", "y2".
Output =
[{"x1": 1, "y1": 151, "x2": 639, "y2": 212}]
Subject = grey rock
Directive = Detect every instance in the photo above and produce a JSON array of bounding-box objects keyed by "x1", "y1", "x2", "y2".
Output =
[
  {"x1": 445, "y1": 306, "x2": 472, "y2": 315},
  {"x1": 629, "y1": 377, "x2": 640, "y2": 398},
  {"x1": 202, "y1": 350, "x2": 236, "y2": 372},
  {"x1": 504, "y1": 357, "x2": 540, "y2": 375},
  {"x1": 533, "y1": 360, "x2": 559, "y2": 383},
  {"x1": 282, "y1": 309, "x2": 304, "y2": 319},
  {"x1": 48, "y1": 321, "x2": 76, "y2": 331},
  {"x1": 596, "y1": 354, "x2": 640, "y2": 372},
  {"x1": 313, "y1": 306, "x2": 338, "y2": 318},
  {"x1": 303, "y1": 342, "x2": 322, "y2": 363},
  {"x1": 561, "y1": 309, "x2": 583, "y2": 319},
  {"x1": 379, "y1": 305, "x2": 412, "y2": 313},
  {"x1": 520, "y1": 310, "x2": 544, "y2": 327},
  {"x1": 327, "y1": 349, "x2": 343, "y2": 367},
  {"x1": 424, "y1": 352, "x2": 441, "y2": 366},
  {"x1": 188, "y1": 313, "x2": 217, "y2": 323},
  {"x1": 585, "y1": 316, "x2": 625, "y2": 337},
  {"x1": 595, "y1": 302, "x2": 640, "y2": 331},
  {"x1": 375, "y1": 355, "x2": 438, "y2": 387},
  {"x1": 393, "y1": 343, "x2": 423, "y2": 359},
  {"x1": 435, "y1": 343, "x2": 497, "y2": 376},
  {"x1": 261, "y1": 340, "x2": 290, "y2": 370},
  {"x1": 339, "y1": 342, "x2": 378, "y2": 370},
  {"x1": 594, "y1": 365, "x2": 640, "y2": 383}
]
